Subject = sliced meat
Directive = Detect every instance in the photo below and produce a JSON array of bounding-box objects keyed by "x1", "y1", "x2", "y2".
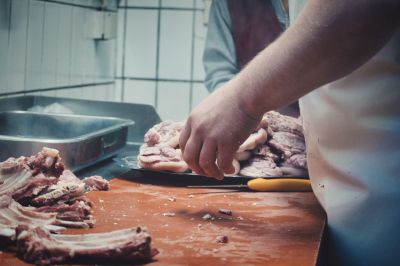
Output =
[
  {"x1": 144, "y1": 120, "x2": 184, "y2": 148},
  {"x1": 16, "y1": 226, "x2": 158, "y2": 266},
  {"x1": 239, "y1": 157, "x2": 283, "y2": 177},
  {"x1": 258, "y1": 111, "x2": 303, "y2": 137},
  {"x1": 82, "y1": 175, "x2": 110, "y2": 191},
  {"x1": 269, "y1": 131, "x2": 306, "y2": 159},
  {"x1": 237, "y1": 128, "x2": 268, "y2": 153},
  {"x1": 138, "y1": 145, "x2": 189, "y2": 173}
]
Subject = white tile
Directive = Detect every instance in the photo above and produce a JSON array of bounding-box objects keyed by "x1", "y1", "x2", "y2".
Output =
[
  {"x1": 55, "y1": 88, "x2": 83, "y2": 98},
  {"x1": 25, "y1": 1, "x2": 44, "y2": 90},
  {"x1": 192, "y1": 10, "x2": 206, "y2": 80},
  {"x1": 195, "y1": 0, "x2": 204, "y2": 9},
  {"x1": 124, "y1": 79, "x2": 156, "y2": 106},
  {"x1": 126, "y1": 0, "x2": 159, "y2": 7},
  {"x1": 69, "y1": 6, "x2": 86, "y2": 85},
  {"x1": 161, "y1": 0, "x2": 194, "y2": 8},
  {"x1": 114, "y1": 79, "x2": 123, "y2": 101},
  {"x1": 0, "y1": 0, "x2": 11, "y2": 93},
  {"x1": 115, "y1": 9, "x2": 125, "y2": 77},
  {"x1": 95, "y1": 40, "x2": 115, "y2": 82},
  {"x1": 7, "y1": 0, "x2": 29, "y2": 93},
  {"x1": 81, "y1": 85, "x2": 109, "y2": 101},
  {"x1": 84, "y1": 9, "x2": 97, "y2": 83},
  {"x1": 159, "y1": 10, "x2": 192, "y2": 80},
  {"x1": 41, "y1": 2, "x2": 59, "y2": 88},
  {"x1": 124, "y1": 9, "x2": 158, "y2": 78},
  {"x1": 157, "y1": 81, "x2": 190, "y2": 121},
  {"x1": 56, "y1": 4, "x2": 72, "y2": 86},
  {"x1": 191, "y1": 82, "x2": 208, "y2": 109},
  {"x1": 40, "y1": 90, "x2": 57, "y2": 97}
]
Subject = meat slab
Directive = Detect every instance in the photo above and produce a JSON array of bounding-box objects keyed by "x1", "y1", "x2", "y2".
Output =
[
  {"x1": 16, "y1": 225, "x2": 158, "y2": 266},
  {"x1": 140, "y1": 111, "x2": 308, "y2": 177},
  {"x1": 0, "y1": 148, "x2": 158, "y2": 265}
]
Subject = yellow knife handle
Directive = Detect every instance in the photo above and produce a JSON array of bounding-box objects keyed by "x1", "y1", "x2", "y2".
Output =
[{"x1": 247, "y1": 178, "x2": 312, "y2": 192}]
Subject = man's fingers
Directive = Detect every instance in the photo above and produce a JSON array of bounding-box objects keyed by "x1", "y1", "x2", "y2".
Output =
[
  {"x1": 199, "y1": 140, "x2": 224, "y2": 180},
  {"x1": 182, "y1": 136, "x2": 206, "y2": 176},
  {"x1": 179, "y1": 122, "x2": 191, "y2": 153},
  {"x1": 217, "y1": 144, "x2": 237, "y2": 174}
]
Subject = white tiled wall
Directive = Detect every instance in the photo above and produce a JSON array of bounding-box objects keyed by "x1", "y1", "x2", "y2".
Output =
[
  {"x1": 0, "y1": 0, "x2": 117, "y2": 101},
  {"x1": 117, "y1": 0, "x2": 210, "y2": 121}
]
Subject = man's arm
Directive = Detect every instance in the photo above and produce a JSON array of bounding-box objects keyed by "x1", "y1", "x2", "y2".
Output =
[
  {"x1": 180, "y1": 0, "x2": 400, "y2": 178},
  {"x1": 237, "y1": 0, "x2": 400, "y2": 118},
  {"x1": 203, "y1": 0, "x2": 239, "y2": 92}
]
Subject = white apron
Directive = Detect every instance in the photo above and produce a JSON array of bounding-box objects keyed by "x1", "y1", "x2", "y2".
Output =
[{"x1": 290, "y1": 2, "x2": 400, "y2": 265}]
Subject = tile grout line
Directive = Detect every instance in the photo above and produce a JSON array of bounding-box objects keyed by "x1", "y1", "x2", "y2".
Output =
[
  {"x1": 6, "y1": 0, "x2": 12, "y2": 94},
  {"x1": 0, "y1": 81, "x2": 115, "y2": 97},
  {"x1": 188, "y1": 0, "x2": 197, "y2": 112},
  {"x1": 39, "y1": 2, "x2": 46, "y2": 94},
  {"x1": 120, "y1": 0, "x2": 128, "y2": 102},
  {"x1": 23, "y1": 0, "x2": 31, "y2": 95},
  {"x1": 154, "y1": 0, "x2": 162, "y2": 109}
]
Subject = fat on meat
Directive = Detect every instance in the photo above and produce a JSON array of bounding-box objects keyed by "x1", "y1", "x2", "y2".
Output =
[
  {"x1": 144, "y1": 120, "x2": 184, "y2": 148},
  {"x1": 237, "y1": 128, "x2": 268, "y2": 153},
  {"x1": 239, "y1": 157, "x2": 283, "y2": 177}
]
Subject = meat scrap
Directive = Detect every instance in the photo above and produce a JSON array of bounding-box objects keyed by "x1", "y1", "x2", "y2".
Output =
[
  {"x1": 218, "y1": 208, "x2": 232, "y2": 216},
  {"x1": 16, "y1": 226, "x2": 158, "y2": 266},
  {"x1": 83, "y1": 175, "x2": 110, "y2": 191}
]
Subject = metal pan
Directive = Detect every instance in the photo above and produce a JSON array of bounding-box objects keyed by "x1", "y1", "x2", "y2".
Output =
[{"x1": 0, "y1": 111, "x2": 134, "y2": 171}]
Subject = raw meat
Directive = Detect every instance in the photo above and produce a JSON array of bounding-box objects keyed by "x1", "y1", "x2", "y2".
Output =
[
  {"x1": 269, "y1": 131, "x2": 306, "y2": 159},
  {"x1": 30, "y1": 173, "x2": 86, "y2": 206},
  {"x1": 240, "y1": 157, "x2": 283, "y2": 177},
  {"x1": 252, "y1": 144, "x2": 280, "y2": 162},
  {"x1": 0, "y1": 195, "x2": 65, "y2": 243},
  {"x1": 283, "y1": 153, "x2": 308, "y2": 169},
  {"x1": 16, "y1": 225, "x2": 158, "y2": 266},
  {"x1": 0, "y1": 148, "x2": 158, "y2": 265},
  {"x1": 83, "y1": 175, "x2": 110, "y2": 191},
  {"x1": 144, "y1": 120, "x2": 184, "y2": 148},
  {"x1": 138, "y1": 144, "x2": 189, "y2": 172},
  {"x1": 258, "y1": 111, "x2": 303, "y2": 136},
  {"x1": 237, "y1": 128, "x2": 268, "y2": 152},
  {"x1": 141, "y1": 110, "x2": 308, "y2": 177}
]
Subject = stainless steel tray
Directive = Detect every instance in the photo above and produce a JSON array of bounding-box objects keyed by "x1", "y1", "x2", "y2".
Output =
[{"x1": 0, "y1": 111, "x2": 134, "y2": 171}]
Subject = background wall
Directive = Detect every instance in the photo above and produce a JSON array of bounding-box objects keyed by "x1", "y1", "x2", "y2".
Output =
[
  {"x1": 116, "y1": 0, "x2": 210, "y2": 121},
  {"x1": 0, "y1": 0, "x2": 117, "y2": 100},
  {"x1": 0, "y1": 0, "x2": 211, "y2": 121}
]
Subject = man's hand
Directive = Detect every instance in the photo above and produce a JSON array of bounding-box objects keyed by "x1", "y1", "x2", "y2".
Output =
[{"x1": 179, "y1": 81, "x2": 261, "y2": 179}]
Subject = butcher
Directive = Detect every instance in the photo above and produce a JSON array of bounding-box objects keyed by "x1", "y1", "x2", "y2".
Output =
[{"x1": 179, "y1": 0, "x2": 400, "y2": 265}]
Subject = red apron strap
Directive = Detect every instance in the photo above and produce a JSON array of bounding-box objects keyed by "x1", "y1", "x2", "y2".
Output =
[{"x1": 228, "y1": 0, "x2": 283, "y2": 69}]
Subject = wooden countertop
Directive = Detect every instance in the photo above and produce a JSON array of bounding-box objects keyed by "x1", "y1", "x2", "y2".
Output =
[{"x1": 0, "y1": 175, "x2": 326, "y2": 266}]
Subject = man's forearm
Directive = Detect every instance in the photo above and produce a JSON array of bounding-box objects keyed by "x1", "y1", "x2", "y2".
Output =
[{"x1": 232, "y1": 0, "x2": 400, "y2": 118}]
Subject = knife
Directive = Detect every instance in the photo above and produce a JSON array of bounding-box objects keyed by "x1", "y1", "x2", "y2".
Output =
[{"x1": 188, "y1": 178, "x2": 312, "y2": 192}]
